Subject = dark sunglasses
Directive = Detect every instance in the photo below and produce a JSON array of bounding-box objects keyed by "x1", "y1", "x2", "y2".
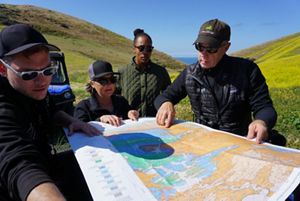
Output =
[
  {"x1": 0, "y1": 59, "x2": 58, "y2": 81},
  {"x1": 135, "y1": 45, "x2": 154, "y2": 52},
  {"x1": 194, "y1": 43, "x2": 219, "y2": 54},
  {"x1": 94, "y1": 76, "x2": 117, "y2": 86}
]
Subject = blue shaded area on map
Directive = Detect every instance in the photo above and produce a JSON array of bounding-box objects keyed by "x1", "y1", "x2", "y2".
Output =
[{"x1": 108, "y1": 128, "x2": 238, "y2": 200}]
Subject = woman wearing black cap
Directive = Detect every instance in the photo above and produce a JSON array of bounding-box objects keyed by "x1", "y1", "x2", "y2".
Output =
[{"x1": 74, "y1": 60, "x2": 139, "y2": 126}]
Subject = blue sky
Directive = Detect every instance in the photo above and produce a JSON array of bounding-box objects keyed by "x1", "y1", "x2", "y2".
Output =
[{"x1": 1, "y1": 0, "x2": 299, "y2": 57}]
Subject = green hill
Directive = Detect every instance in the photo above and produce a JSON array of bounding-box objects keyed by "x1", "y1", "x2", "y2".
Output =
[
  {"x1": 0, "y1": 4, "x2": 185, "y2": 74},
  {"x1": 0, "y1": 3, "x2": 186, "y2": 109},
  {"x1": 232, "y1": 32, "x2": 300, "y2": 88},
  {"x1": 233, "y1": 34, "x2": 300, "y2": 148}
]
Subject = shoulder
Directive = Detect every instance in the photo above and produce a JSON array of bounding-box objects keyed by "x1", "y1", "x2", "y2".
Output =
[
  {"x1": 118, "y1": 59, "x2": 136, "y2": 73},
  {"x1": 118, "y1": 64, "x2": 138, "y2": 77},
  {"x1": 186, "y1": 62, "x2": 200, "y2": 75},
  {"x1": 150, "y1": 62, "x2": 170, "y2": 75},
  {"x1": 0, "y1": 90, "x2": 24, "y2": 123},
  {"x1": 224, "y1": 55, "x2": 259, "y2": 73},
  {"x1": 226, "y1": 55, "x2": 257, "y2": 67},
  {"x1": 0, "y1": 92, "x2": 15, "y2": 113},
  {"x1": 0, "y1": 78, "x2": 20, "y2": 108},
  {"x1": 0, "y1": 77, "x2": 10, "y2": 95},
  {"x1": 118, "y1": 64, "x2": 130, "y2": 73},
  {"x1": 76, "y1": 97, "x2": 92, "y2": 108},
  {"x1": 151, "y1": 62, "x2": 166, "y2": 70}
]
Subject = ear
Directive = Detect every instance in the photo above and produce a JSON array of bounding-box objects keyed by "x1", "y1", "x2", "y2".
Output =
[
  {"x1": 0, "y1": 63, "x2": 7, "y2": 76},
  {"x1": 225, "y1": 42, "x2": 231, "y2": 51}
]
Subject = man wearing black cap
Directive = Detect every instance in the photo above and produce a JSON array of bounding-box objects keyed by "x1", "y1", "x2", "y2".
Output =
[
  {"x1": 155, "y1": 19, "x2": 277, "y2": 144},
  {"x1": 0, "y1": 24, "x2": 99, "y2": 201}
]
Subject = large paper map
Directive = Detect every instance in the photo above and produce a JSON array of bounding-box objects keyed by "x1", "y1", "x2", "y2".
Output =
[{"x1": 67, "y1": 118, "x2": 300, "y2": 201}]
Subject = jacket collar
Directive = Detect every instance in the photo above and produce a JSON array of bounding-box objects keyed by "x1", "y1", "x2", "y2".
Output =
[
  {"x1": 88, "y1": 94, "x2": 116, "y2": 112},
  {"x1": 197, "y1": 54, "x2": 228, "y2": 75},
  {"x1": 131, "y1": 56, "x2": 152, "y2": 72}
]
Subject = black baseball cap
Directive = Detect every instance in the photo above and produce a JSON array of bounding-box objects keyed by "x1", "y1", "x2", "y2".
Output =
[
  {"x1": 194, "y1": 19, "x2": 231, "y2": 48},
  {"x1": 88, "y1": 60, "x2": 116, "y2": 80},
  {"x1": 0, "y1": 24, "x2": 60, "y2": 58}
]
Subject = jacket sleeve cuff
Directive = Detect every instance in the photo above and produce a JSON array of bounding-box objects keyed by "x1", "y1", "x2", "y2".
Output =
[
  {"x1": 154, "y1": 95, "x2": 170, "y2": 110},
  {"x1": 254, "y1": 106, "x2": 277, "y2": 130},
  {"x1": 17, "y1": 169, "x2": 53, "y2": 201}
]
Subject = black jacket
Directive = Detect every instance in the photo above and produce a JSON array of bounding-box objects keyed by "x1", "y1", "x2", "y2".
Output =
[
  {"x1": 0, "y1": 77, "x2": 55, "y2": 201},
  {"x1": 155, "y1": 55, "x2": 277, "y2": 136},
  {"x1": 74, "y1": 94, "x2": 133, "y2": 122}
]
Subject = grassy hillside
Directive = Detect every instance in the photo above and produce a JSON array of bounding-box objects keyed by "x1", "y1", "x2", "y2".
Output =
[
  {"x1": 232, "y1": 32, "x2": 300, "y2": 88},
  {"x1": 230, "y1": 34, "x2": 300, "y2": 148},
  {"x1": 0, "y1": 3, "x2": 186, "y2": 113},
  {"x1": 0, "y1": 4, "x2": 185, "y2": 75}
]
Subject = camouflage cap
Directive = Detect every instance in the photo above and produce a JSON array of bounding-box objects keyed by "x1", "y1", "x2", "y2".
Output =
[{"x1": 194, "y1": 19, "x2": 230, "y2": 48}]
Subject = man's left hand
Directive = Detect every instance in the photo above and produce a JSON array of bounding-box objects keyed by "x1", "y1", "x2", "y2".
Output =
[
  {"x1": 68, "y1": 120, "x2": 101, "y2": 136},
  {"x1": 247, "y1": 120, "x2": 268, "y2": 144}
]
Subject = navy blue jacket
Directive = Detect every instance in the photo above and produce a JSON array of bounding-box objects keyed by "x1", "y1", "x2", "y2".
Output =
[{"x1": 74, "y1": 94, "x2": 133, "y2": 122}]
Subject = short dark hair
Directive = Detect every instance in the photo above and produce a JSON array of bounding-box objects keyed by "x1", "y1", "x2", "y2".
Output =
[
  {"x1": 85, "y1": 82, "x2": 95, "y2": 95},
  {"x1": 133, "y1": 28, "x2": 152, "y2": 45}
]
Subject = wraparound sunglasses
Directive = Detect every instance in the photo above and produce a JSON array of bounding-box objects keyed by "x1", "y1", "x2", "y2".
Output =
[{"x1": 0, "y1": 59, "x2": 58, "y2": 81}]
